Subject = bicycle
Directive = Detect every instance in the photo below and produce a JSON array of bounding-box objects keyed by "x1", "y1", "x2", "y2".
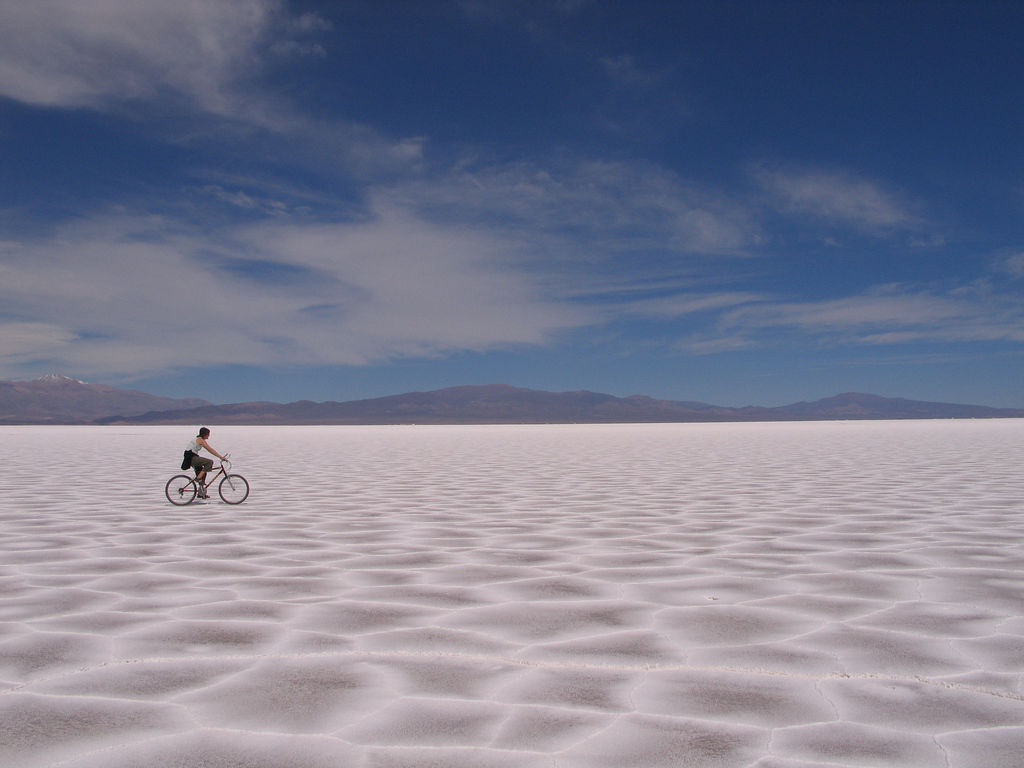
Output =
[{"x1": 165, "y1": 456, "x2": 250, "y2": 505}]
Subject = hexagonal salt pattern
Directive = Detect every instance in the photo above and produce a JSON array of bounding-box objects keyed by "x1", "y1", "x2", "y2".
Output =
[{"x1": 2, "y1": 420, "x2": 1023, "y2": 767}]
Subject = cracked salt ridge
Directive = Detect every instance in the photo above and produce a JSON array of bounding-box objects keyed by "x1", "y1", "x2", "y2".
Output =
[{"x1": 2, "y1": 421, "x2": 1024, "y2": 768}]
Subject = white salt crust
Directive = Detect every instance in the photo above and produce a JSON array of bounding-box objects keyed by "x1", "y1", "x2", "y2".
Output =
[{"x1": 1, "y1": 420, "x2": 1023, "y2": 767}]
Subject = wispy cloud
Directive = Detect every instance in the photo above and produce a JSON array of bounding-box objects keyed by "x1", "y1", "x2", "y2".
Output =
[
  {"x1": 0, "y1": 0, "x2": 295, "y2": 114},
  {"x1": 711, "y1": 283, "x2": 1024, "y2": 349},
  {"x1": 621, "y1": 292, "x2": 764, "y2": 319},
  {"x1": 726, "y1": 288, "x2": 967, "y2": 330},
  {"x1": 0, "y1": 148, "x2": 762, "y2": 380},
  {"x1": 0, "y1": 204, "x2": 589, "y2": 380},
  {"x1": 753, "y1": 165, "x2": 919, "y2": 232},
  {"x1": 458, "y1": 0, "x2": 591, "y2": 24},
  {"x1": 0, "y1": 321, "x2": 77, "y2": 358},
  {"x1": 997, "y1": 251, "x2": 1024, "y2": 279},
  {"x1": 593, "y1": 52, "x2": 688, "y2": 141},
  {"x1": 600, "y1": 54, "x2": 664, "y2": 91},
  {"x1": 0, "y1": 0, "x2": 427, "y2": 180},
  {"x1": 8, "y1": 151, "x2": 1011, "y2": 380},
  {"x1": 380, "y1": 159, "x2": 761, "y2": 259}
]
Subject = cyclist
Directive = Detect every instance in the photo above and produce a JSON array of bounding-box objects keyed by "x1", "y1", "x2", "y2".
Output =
[{"x1": 185, "y1": 427, "x2": 226, "y2": 498}]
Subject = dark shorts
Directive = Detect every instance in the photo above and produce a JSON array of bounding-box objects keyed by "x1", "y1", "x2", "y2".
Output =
[{"x1": 191, "y1": 456, "x2": 214, "y2": 475}]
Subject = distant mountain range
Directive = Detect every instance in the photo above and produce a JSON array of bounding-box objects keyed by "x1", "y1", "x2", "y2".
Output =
[
  {"x1": 3, "y1": 375, "x2": 1022, "y2": 425},
  {"x1": 0, "y1": 375, "x2": 211, "y2": 424}
]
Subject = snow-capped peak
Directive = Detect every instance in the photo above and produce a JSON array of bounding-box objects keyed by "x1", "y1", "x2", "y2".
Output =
[{"x1": 36, "y1": 374, "x2": 87, "y2": 385}]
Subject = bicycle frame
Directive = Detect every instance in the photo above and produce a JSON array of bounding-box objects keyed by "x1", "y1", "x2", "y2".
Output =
[{"x1": 196, "y1": 462, "x2": 229, "y2": 492}]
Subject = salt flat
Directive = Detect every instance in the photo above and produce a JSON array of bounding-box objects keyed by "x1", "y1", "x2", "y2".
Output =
[{"x1": 2, "y1": 420, "x2": 1023, "y2": 768}]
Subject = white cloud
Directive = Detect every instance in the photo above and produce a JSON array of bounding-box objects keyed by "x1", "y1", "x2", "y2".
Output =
[
  {"x1": 0, "y1": 0, "x2": 288, "y2": 113},
  {"x1": 715, "y1": 284, "x2": 1024, "y2": 347},
  {"x1": 0, "y1": 204, "x2": 590, "y2": 380},
  {"x1": 381, "y1": 159, "x2": 761, "y2": 258},
  {"x1": 754, "y1": 165, "x2": 918, "y2": 231},
  {"x1": 0, "y1": 142, "x2": 767, "y2": 380},
  {"x1": 622, "y1": 292, "x2": 764, "y2": 319},
  {"x1": 998, "y1": 252, "x2": 1024, "y2": 279},
  {"x1": 0, "y1": 0, "x2": 428, "y2": 178},
  {"x1": 676, "y1": 334, "x2": 757, "y2": 354},
  {"x1": 0, "y1": 321, "x2": 76, "y2": 359},
  {"x1": 3, "y1": 193, "x2": 1021, "y2": 380},
  {"x1": 726, "y1": 289, "x2": 967, "y2": 330}
]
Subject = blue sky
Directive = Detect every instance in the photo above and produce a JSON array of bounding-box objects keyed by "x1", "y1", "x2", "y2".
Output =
[{"x1": 1, "y1": 0, "x2": 1022, "y2": 407}]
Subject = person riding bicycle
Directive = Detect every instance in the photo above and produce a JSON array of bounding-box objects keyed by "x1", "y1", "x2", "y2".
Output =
[{"x1": 185, "y1": 427, "x2": 226, "y2": 499}]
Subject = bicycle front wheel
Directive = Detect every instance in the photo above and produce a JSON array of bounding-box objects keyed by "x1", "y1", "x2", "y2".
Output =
[
  {"x1": 166, "y1": 474, "x2": 198, "y2": 505},
  {"x1": 219, "y1": 473, "x2": 250, "y2": 504}
]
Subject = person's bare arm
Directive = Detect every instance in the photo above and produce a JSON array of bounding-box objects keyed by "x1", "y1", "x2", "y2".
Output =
[{"x1": 197, "y1": 437, "x2": 226, "y2": 461}]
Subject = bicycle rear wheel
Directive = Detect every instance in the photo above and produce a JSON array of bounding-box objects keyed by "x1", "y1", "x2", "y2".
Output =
[
  {"x1": 219, "y1": 473, "x2": 250, "y2": 504},
  {"x1": 166, "y1": 474, "x2": 198, "y2": 505}
]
